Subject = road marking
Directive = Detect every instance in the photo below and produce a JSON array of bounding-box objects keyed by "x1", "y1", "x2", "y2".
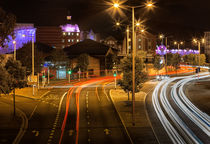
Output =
[
  {"x1": 47, "y1": 92, "x2": 67, "y2": 144},
  {"x1": 104, "y1": 129, "x2": 110, "y2": 135},
  {"x1": 40, "y1": 91, "x2": 51, "y2": 99},
  {"x1": 32, "y1": 130, "x2": 39, "y2": 137},
  {"x1": 69, "y1": 130, "x2": 74, "y2": 136},
  {"x1": 29, "y1": 105, "x2": 38, "y2": 120}
]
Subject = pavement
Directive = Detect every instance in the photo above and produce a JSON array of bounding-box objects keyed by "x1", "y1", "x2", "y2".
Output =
[{"x1": 109, "y1": 81, "x2": 158, "y2": 144}]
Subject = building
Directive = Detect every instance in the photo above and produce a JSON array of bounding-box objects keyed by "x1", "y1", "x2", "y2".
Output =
[
  {"x1": 36, "y1": 24, "x2": 81, "y2": 49},
  {"x1": 121, "y1": 31, "x2": 157, "y2": 62},
  {"x1": 204, "y1": 32, "x2": 210, "y2": 61},
  {"x1": 64, "y1": 39, "x2": 118, "y2": 77},
  {"x1": 0, "y1": 23, "x2": 36, "y2": 54}
]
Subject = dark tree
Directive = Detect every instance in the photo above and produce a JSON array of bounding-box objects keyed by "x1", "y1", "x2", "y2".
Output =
[
  {"x1": 0, "y1": 8, "x2": 16, "y2": 48},
  {"x1": 119, "y1": 56, "x2": 148, "y2": 100},
  {"x1": 76, "y1": 53, "x2": 89, "y2": 73},
  {"x1": 154, "y1": 54, "x2": 164, "y2": 74},
  {"x1": 171, "y1": 53, "x2": 181, "y2": 74}
]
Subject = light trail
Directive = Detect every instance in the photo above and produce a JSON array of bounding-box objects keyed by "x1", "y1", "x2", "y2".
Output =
[{"x1": 152, "y1": 73, "x2": 209, "y2": 144}]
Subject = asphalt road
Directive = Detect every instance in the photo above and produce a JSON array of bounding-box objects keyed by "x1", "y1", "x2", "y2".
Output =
[
  {"x1": 146, "y1": 74, "x2": 210, "y2": 144},
  {"x1": 60, "y1": 81, "x2": 131, "y2": 144},
  {"x1": 0, "y1": 79, "x2": 131, "y2": 144}
]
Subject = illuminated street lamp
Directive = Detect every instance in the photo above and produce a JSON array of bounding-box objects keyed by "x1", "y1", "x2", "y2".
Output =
[
  {"x1": 13, "y1": 40, "x2": 16, "y2": 60},
  {"x1": 193, "y1": 38, "x2": 205, "y2": 70},
  {"x1": 174, "y1": 41, "x2": 184, "y2": 50},
  {"x1": 116, "y1": 22, "x2": 120, "y2": 26},
  {"x1": 112, "y1": 1, "x2": 155, "y2": 125}
]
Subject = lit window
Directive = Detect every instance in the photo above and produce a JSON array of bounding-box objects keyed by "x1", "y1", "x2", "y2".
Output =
[
  {"x1": 77, "y1": 39, "x2": 79, "y2": 42},
  {"x1": 68, "y1": 39, "x2": 71, "y2": 42},
  {"x1": 76, "y1": 33, "x2": 79, "y2": 36},
  {"x1": 68, "y1": 32, "x2": 70, "y2": 35},
  {"x1": 63, "y1": 32, "x2": 66, "y2": 36},
  {"x1": 72, "y1": 39, "x2": 74, "y2": 42},
  {"x1": 62, "y1": 39, "x2": 65, "y2": 43},
  {"x1": 72, "y1": 33, "x2": 74, "y2": 36},
  {"x1": 139, "y1": 45, "x2": 141, "y2": 49},
  {"x1": 138, "y1": 39, "x2": 141, "y2": 42},
  {"x1": 62, "y1": 45, "x2": 65, "y2": 48}
]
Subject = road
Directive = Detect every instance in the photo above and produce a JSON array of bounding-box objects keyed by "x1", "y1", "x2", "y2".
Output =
[
  {"x1": 0, "y1": 77, "x2": 131, "y2": 144},
  {"x1": 146, "y1": 72, "x2": 210, "y2": 144}
]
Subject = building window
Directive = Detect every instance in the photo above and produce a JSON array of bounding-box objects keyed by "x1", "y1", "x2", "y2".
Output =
[
  {"x1": 62, "y1": 45, "x2": 65, "y2": 48},
  {"x1": 72, "y1": 33, "x2": 74, "y2": 36},
  {"x1": 68, "y1": 32, "x2": 70, "y2": 36},
  {"x1": 77, "y1": 39, "x2": 79, "y2": 42},
  {"x1": 62, "y1": 39, "x2": 65, "y2": 43},
  {"x1": 76, "y1": 33, "x2": 79, "y2": 36},
  {"x1": 138, "y1": 45, "x2": 141, "y2": 49},
  {"x1": 72, "y1": 39, "x2": 74, "y2": 42},
  {"x1": 138, "y1": 39, "x2": 141, "y2": 42},
  {"x1": 68, "y1": 39, "x2": 71, "y2": 42},
  {"x1": 63, "y1": 32, "x2": 66, "y2": 36}
]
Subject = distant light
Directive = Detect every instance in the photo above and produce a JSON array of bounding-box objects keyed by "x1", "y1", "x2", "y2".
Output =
[
  {"x1": 174, "y1": 41, "x2": 177, "y2": 45},
  {"x1": 116, "y1": 22, "x2": 120, "y2": 26},
  {"x1": 180, "y1": 41, "x2": 183, "y2": 45},
  {"x1": 67, "y1": 16, "x2": 71, "y2": 20},
  {"x1": 22, "y1": 34, "x2": 26, "y2": 37},
  {"x1": 113, "y1": 3, "x2": 119, "y2": 8},
  {"x1": 136, "y1": 22, "x2": 140, "y2": 26},
  {"x1": 141, "y1": 29, "x2": 145, "y2": 33},
  {"x1": 13, "y1": 41, "x2": 16, "y2": 44}
]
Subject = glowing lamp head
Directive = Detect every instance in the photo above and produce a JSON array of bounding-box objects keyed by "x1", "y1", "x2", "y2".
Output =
[
  {"x1": 22, "y1": 34, "x2": 26, "y2": 37},
  {"x1": 13, "y1": 41, "x2": 16, "y2": 44},
  {"x1": 193, "y1": 38, "x2": 197, "y2": 43},
  {"x1": 146, "y1": 1, "x2": 154, "y2": 8},
  {"x1": 159, "y1": 34, "x2": 164, "y2": 39},
  {"x1": 141, "y1": 29, "x2": 145, "y2": 33},
  {"x1": 136, "y1": 22, "x2": 140, "y2": 26},
  {"x1": 202, "y1": 38, "x2": 205, "y2": 43},
  {"x1": 174, "y1": 41, "x2": 177, "y2": 45},
  {"x1": 116, "y1": 22, "x2": 120, "y2": 26},
  {"x1": 113, "y1": 3, "x2": 119, "y2": 8},
  {"x1": 180, "y1": 41, "x2": 184, "y2": 45},
  {"x1": 126, "y1": 29, "x2": 129, "y2": 32}
]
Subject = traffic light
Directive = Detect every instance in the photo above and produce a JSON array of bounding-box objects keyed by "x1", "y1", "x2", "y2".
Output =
[
  {"x1": 68, "y1": 69, "x2": 72, "y2": 75},
  {"x1": 113, "y1": 71, "x2": 117, "y2": 77},
  {"x1": 42, "y1": 75, "x2": 45, "y2": 78}
]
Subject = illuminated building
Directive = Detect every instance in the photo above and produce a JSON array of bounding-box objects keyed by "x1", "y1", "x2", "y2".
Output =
[
  {"x1": 36, "y1": 24, "x2": 81, "y2": 49},
  {"x1": 204, "y1": 32, "x2": 210, "y2": 61},
  {"x1": 0, "y1": 23, "x2": 36, "y2": 54}
]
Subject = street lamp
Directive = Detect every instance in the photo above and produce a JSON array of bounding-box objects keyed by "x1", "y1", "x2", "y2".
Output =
[
  {"x1": 13, "y1": 40, "x2": 16, "y2": 60},
  {"x1": 193, "y1": 38, "x2": 205, "y2": 70},
  {"x1": 113, "y1": 1, "x2": 154, "y2": 125},
  {"x1": 22, "y1": 34, "x2": 35, "y2": 77},
  {"x1": 174, "y1": 41, "x2": 183, "y2": 51}
]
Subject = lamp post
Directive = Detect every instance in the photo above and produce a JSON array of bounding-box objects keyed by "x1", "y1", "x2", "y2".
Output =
[
  {"x1": 126, "y1": 25, "x2": 130, "y2": 55},
  {"x1": 22, "y1": 34, "x2": 35, "y2": 77},
  {"x1": 13, "y1": 40, "x2": 16, "y2": 60},
  {"x1": 174, "y1": 41, "x2": 183, "y2": 51},
  {"x1": 113, "y1": 1, "x2": 154, "y2": 125},
  {"x1": 193, "y1": 38, "x2": 205, "y2": 71}
]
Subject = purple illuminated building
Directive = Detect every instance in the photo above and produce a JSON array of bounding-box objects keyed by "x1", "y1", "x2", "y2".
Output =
[
  {"x1": 0, "y1": 23, "x2": 36, "y2": 54},
  {"x1": 60, "y1": 24, "x2": 80, "y2": 33},
  {"x1": 156, "y1": 45, "x2": 199, "y2": 56}
]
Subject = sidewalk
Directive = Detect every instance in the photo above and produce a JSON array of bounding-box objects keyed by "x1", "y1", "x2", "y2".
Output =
[
  {"x1": 110, "y1": 81, "x2": 158, "y2": 144},
  {"x1": 0, "y1": 101, "x2": 21, "y2": 144},
  {"x1": 9, "y1": 87, "x2": 50, "y2": 100}
]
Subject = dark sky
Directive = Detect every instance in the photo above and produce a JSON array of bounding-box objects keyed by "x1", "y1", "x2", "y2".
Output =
[{"x1": 1, "y1": 0, "x2": 210, "y2": 41}]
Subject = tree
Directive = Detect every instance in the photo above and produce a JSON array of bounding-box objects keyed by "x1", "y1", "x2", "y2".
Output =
[
  {"x1": 50, "y1": 48, "x2": 70, "y2": 79},
  {"x1": 0, "y1": 8, "x2": 16, "y2": 48},
  {"x1": 171, "y1": 53, "x2": 181, "y2": 74},
  {"x1": 105, "y1": 53, "x2": 119, "y2": 74},
  {"x1": 16, "y1": 43, "x2": 52, "y2": 75},
  {"x1": 76, "y1": 53, "x2": 89, "y2": 78},
  {"x1": 166, "y1": 53, "x2": 173, "y2": 72},
  {"x1": 2, "y1": 58, "x2": 27, "y2": 116},
  {"x1": 118, "y1": 56, "x2": 148, "y2": 100},
  {"x1": 154, "y1": 54, "x2": 164, "y2": 74}
]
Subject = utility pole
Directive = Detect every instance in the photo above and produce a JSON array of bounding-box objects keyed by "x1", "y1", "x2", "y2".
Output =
[
  {"x1": 132, "y1": 7, "x2": 136, "y2": 126},
  {"x1": 32, "y1": 35, "x2": 35, "y2": 77}
]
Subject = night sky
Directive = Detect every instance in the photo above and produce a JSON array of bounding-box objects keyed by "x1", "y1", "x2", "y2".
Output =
[{"x1": 1, "y1": 0, "x2": 210, "y2": 42}]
